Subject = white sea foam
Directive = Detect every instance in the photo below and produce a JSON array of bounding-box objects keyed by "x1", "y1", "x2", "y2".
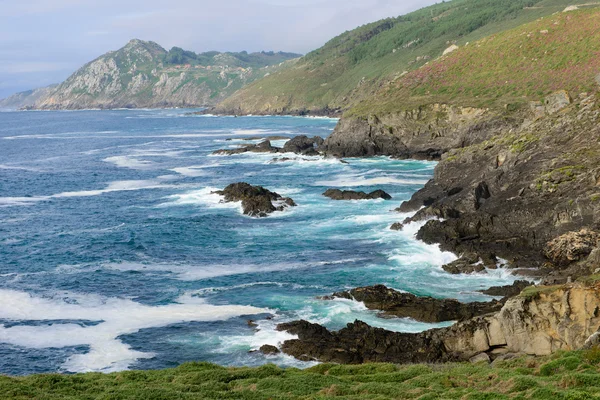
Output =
[
  {"x1": 0, "y1": 177, "x2": 184, "y2": 207},
  {"x1": 101, "y1": 260, "x2": 320, "y2": 281},
  {"x1": 0, "y1": 164, "x2": 41, "y2": 172},
  {"x1": 315, "y1": 175, "x2": 429, "y2": 187},
  {"x1": 103, "y1": 156, "x2": 155, "y2": 170},
  {"x1": 0, "y1": 290, "x2": 267, "y2": 372}
]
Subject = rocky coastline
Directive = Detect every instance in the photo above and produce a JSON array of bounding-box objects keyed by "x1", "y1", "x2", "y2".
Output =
[{"x1": 251, "y1": 91, "x2": 600, "y2": 365}]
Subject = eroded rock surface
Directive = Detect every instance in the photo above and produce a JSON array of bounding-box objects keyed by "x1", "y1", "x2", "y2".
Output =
[
  {"x1": 277, "y1": 283, "x2": 600, "y2": 364},
  {"x1": 327, "y1": 285, "x2": 503, "y2": 323},
  {"x1": 214, "y1": 182, "x2": 296, "y2": 217},
  {"x1": 213, "y1": 135, "x2": 325, "y2": 156},
  {"x1": 323, "y1": 189, "x2": 392, "y2": 201}
]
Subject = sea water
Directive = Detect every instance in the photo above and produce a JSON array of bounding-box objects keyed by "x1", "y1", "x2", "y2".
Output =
[{"x1": 0, "y1": 109, "x2": 517, "y2": 375}]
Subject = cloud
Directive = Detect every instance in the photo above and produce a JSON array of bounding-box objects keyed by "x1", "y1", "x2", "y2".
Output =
[{"x1": 0, "y1": 0, "x2": 438, "y2": 98}]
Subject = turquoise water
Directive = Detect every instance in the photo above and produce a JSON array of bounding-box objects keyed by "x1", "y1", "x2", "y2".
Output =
[{"x1": 0, "y1": 109, "x2": 516, "y2": 375}]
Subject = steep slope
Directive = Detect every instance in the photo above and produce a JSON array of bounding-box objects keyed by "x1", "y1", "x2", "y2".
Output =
[
  {"x1": 30, "y1": 39, "x2": 300, "y2": 110},
  {"x1": 323, "y1": 8, "x2": 600, "y2": 273},
  {"x1": 0, "y1": 85, "x2": 57, "y2": 110},
  {"x1": 213, "y1": 0, "x2": 583, "y2": 115}
]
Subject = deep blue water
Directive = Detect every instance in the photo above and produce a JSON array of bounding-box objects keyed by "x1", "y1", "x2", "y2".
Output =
[{"x1": 0, "y1": 109, "x2": 516, "y2": 375}]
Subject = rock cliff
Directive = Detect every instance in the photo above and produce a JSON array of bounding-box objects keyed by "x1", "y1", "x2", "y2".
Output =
[{"x1": 276, "y1": 282, "x2": 600, "y2": 363}]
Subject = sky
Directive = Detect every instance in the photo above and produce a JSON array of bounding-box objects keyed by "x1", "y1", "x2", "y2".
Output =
[{"x1": 0, "y1": 0, "x2": 438, "y2": 99}]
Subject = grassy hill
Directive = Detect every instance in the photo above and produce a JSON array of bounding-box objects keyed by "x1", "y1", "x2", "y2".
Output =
[
  {"x1": 349, "y1": 6, "x2": 600, "y2": 117},
  {"x1": 213, "y1": 0, "x2": 587, "y2": 115},
  {"x1": 27, "y1": 40, "x2": 300, "y2": 110},
  {"x1": 2, "y1": 350, "x2": 600, "y2": 399}
]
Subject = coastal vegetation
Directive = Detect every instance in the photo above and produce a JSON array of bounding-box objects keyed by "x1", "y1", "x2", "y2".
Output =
[
  {"x1": 214, "y1": 0, "x2": 589, "y2": 115},
  {"x1": 3, "y1": 350, "x2": 600, "y2": 399}
]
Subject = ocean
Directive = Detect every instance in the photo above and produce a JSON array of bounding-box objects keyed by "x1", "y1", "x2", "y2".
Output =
[{"x1": 0, "y1": 109, "x2": 517, "y2": 375}]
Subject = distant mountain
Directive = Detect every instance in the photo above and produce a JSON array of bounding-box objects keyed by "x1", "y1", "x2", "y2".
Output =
[
  {"x1": 15, "y1": 39, "x2": 300, "y2": 110},
  {"x1": 0, "y1": 85, "x2": 57, "y2": 110}
]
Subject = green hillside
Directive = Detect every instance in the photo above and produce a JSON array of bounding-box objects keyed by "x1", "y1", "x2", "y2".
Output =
[
  {"x1": 3, "y1": 350, "x2": 600, "y2": 399},
  {"x1": 214, "y1": 0, "x2": 592, "y2": 115},
  {"x1": 349, "y1": 7, "x2": 600, "y2": 117}
]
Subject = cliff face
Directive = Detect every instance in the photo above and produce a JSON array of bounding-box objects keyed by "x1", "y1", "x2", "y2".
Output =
[
  {"x1": 276, "y1": 283, "x2": 600, "y2": 364},
  {"x1": 322, "y1": 105, "x2": 505, "y2": 159},
  {"x1": 26, "y1": 39, "x2": 298, "y2": 110},
  {"x1": 443, "y1": 283, "x2": 600, "y2": 358},
  {"x1": 397, "y1": 93, "x2": 600, "y2": 273}
]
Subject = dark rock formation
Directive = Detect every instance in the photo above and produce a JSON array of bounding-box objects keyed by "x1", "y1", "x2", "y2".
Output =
[
  {"x1": 327, "y1": 285, "x2": 503, "y2": 323},
  {"x1": 282, "y1": 135, "x2": 324, "y2": 155},
  {"x1": 390, "y1": 222, "x2": 404, "y2": 231},
  {"x1": 214, "y1": 183, "x2": 296, "y2": 217},
  {"x1": 213, "y1": 135, "x2": 325, "y2": 156},
  {"x1": 321, "y1": 106, "x2": 509, "y2": 159},
  {"x1": 479, "y1": 281, "x2": 533, "y2": 298},
  {"x1": 213, "y1": 140, "x2": 279, "y2": 155},
  {"x1": 276, "y1": 320, "x2": 450, "y2": 364},
  {"x1": 442, "y1": 253, "x2": 487, "y2": 275},
  {"x1": 322, "y1": 189, "x2": 392, "y2": 201},
  {"x1": 259, "y1": 345, "x2": 280, "y2": 355}
]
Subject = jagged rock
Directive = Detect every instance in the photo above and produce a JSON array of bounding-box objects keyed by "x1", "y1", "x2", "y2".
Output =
[
  {"x1": 390, "y1": 222, "x2": 404, "y2": 231},
  {"x1": 213, "y1": 140, "x2": 279, "y2": 155},
  {"x1": 276, "y1": 320, "x2": 450, "y2": 364},
  {"x1": 214, "y1": 182, "x2": 296, "y2": 217},
  {"x1": 276, "y1": 283, "x2": 600, "y2": 364},
  {"x1": 544, "y1": 90, "x2": 571, "y2": 114},
  {"x1": 544, "y1": 229, "x2": 600, "y2": 267},
  {"x1": 282, "y1": 135, "x2": 324, "y2": 155},
  {"x1": 329, "y1": 285, "x2": 503, "y2": 322},
  {"x1": 469, "y1": 353, "x2": 491, "y2": 363},
  {"x1": 442, "y1": 253, "x2": 486, "y2": 274},
  {"x1": 479, "y1": 281, "x2": 533, "y2": 298},
  {"x1": 214, "y1": 135, "x2": 326, "y2": 156},
  {"x1": 259, "y1": 345, "x2": 280, "y2": 355},
  {"x1": 322, "y1": 189, "x2": 392, "y2": 201}
]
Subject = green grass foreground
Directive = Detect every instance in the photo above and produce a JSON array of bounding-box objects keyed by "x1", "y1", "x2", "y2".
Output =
[{"x1": 3, "y1": 350, "x2": 600, "y2": 399}]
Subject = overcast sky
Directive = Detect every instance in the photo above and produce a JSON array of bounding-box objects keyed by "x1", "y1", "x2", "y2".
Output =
[{"x1": 0, "y1": 0, "x2": 438, "y2": 98}]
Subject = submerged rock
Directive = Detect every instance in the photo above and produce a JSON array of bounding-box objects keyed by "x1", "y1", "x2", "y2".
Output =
[
  {"x1": 213, "y1": 135, "x2": 325, "y2": 156},
  {"x1": 214, "y1": 182, "x2": 296, "y2": 217},
  {"x1": 259, "y1": 345, "x2": 280, "y2": 355},
  {"x1": 328, "y1": 285, "x2": 503, "y2": 323},
  {"x1": 322, "y1": 189, "x2": 392, "y2": 201}
]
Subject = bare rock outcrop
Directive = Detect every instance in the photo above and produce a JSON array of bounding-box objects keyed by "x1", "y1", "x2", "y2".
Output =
[
  {"x1": 326, "y1": 285, "x2": 503, "y2": 323},
  {"x1": 544, "y1": 229, "x2": 600, "y2": 267},
  {"x1": 276, "y1": 283, "x2": 600, "y2": 364},
  {"x1": 214, "y1": 183, "x2": 296, "y2": 217},
  {"x1": 323, "y1": 189, "x2": 392, "y2": 201}
]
